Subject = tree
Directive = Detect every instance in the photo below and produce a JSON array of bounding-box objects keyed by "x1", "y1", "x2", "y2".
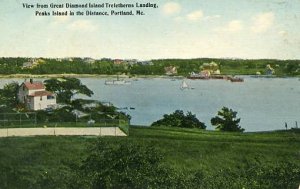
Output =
[
  {"x1": 151, "y1": 110, "x2": 206, "y2": 129},
  {"x1": 0, "y1": 82, "x2": 19, "y2": 108},
  {"x1": 71, "y1": 140, "x2": 190, "y2": 189},
  {"x1": 44, "y1": 77, "x2": 93, "y2": 104},
  {"x1": 211, "y1": 107, "x2": 244, "y2": 132}
]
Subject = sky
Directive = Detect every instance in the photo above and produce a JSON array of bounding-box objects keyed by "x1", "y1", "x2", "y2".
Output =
[{"x1": 0, "y1": 0, "x2": 300, "y2": 60}]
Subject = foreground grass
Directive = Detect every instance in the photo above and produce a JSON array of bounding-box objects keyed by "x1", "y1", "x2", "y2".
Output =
[
  {"x1": 135, "y1": 127, "x2": 300, "y2": 169},
  {"x1": 0, "y1": 126, "x2": 299, "y2": 188}
]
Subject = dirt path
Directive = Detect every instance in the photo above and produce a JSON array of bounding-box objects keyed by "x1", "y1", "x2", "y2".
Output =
[{"x1": 0, "y1": 127, "x2": 127, "y2": 137}]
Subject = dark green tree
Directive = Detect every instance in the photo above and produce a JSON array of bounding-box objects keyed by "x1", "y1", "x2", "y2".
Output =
[
  {"x1": 151, "y1": 110, "x2": 206, "y2": 129},
  {"x1": 211, "y1": 107, "x2": 244, "y2": 132},
  {"x1": 71, "y1": 140, "x2": 190, "y2": 189},
  {"x1": 44, "y1": 77, "x2": 93, "y2": 104},
  {"x1": 0, "y1": 82, "x2": 19, "y2": 108}
]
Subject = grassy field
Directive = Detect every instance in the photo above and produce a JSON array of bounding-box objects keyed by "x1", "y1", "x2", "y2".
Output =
[
  {"x1": 0, "y1": 126, "x2": 299, "y2": 188},
  {"x1": 129, "y1": 127, "x2": 300, "y2": 172}
]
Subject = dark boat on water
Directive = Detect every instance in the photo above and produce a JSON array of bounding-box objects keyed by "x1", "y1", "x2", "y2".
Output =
[{"x1": 228, "y1": 77, "x2": 244, "y2": 82}]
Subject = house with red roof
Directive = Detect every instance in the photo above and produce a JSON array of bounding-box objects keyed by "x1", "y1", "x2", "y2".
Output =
[{"x1": 18, "y1": 79, "x2": 56, "y2": 110}]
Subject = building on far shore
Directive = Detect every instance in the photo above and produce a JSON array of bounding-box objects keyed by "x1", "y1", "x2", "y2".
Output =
[
  {"x1": 265, "y1": 64, "x2": 275, "y2": 75},
  {"x1": 18, "y1": 79, "x2": 56, "y2": 110},
  {"x1": 164, "y1": 66, "x2": 178, "y2": 75},
  {"x1": 83, "y1": 57, "x2": 96, "y2": 64},
  {"x1": 200, "y1": 70, "x2": 211, "y2": 77},
  {"x1": 22, "y1": 58, "x2": 45, "y2": 69}
]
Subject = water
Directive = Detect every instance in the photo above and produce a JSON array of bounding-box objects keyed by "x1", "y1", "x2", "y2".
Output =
[{"x1": 1, "y1": 77, "x2": 300, "y2": 131}]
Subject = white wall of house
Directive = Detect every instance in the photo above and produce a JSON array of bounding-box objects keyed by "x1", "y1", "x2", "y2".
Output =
[{"x1": 28, "y1": 95, "x2": 56, "y2": 110}]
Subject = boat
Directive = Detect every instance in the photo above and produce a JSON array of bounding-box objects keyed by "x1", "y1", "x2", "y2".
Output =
[
  {"x1": 117, "y1": 107, "x2": 128, "y2": 110},
  {"x1": 180, "y1": 80, "x2": 190, "y2": 90},
  {"x1": 105, "y1": 76, "x2": 131, "y2": 85},
  {"x1": 228, "y1": 77, "x2": 244, "y2": 82}
]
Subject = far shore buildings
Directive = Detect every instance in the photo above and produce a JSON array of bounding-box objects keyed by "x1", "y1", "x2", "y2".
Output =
[
  {"x1": 200, "y1": 62, "x2": 221, "y2": 75},
  {"x1": 18, "y1": 79, "x2": 56, "y2": 110},
  {"x1": 164, "y1": 66, "x2": 178, "y2": 75},
  {"x1": 22, "y1": 58, "x2": 45, "y2": 69},
  {"x1": 265, "y1": 64, "x2": 275, "y2": 75},
  {"x1": 83, "y1": 57, "x2": 96, "y2": 64},
  {"x1": 200, "y1": 70, "x2": 211, "y2": 77},
  {"x1": 113, "y1": 59, "x2": 153, "y2": 66}
]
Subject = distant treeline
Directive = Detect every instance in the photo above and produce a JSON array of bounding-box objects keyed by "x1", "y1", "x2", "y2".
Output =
[{"x1": 0, "y1": 57, "x2": 299, "y2": 76}]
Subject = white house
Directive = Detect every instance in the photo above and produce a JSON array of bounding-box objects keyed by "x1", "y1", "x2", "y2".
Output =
[
  {"x1": 83, "y1": 57, "x2": 96, "y2": 64},
  {"x1": 22, "y1": 62, "x2": 35, "y2": 69},
  {"x1": 18, "y1": 79, "x2": 56, "y2": 110}
]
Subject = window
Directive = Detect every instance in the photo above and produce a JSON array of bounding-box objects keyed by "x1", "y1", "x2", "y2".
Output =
[{"x1": 47, "y1": 95, "x2": 55, "y2": 100}]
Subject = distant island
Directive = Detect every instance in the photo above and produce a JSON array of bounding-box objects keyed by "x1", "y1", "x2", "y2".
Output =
[{"x1": 0, "y1": 57, "x2": 299, "y2": 77}]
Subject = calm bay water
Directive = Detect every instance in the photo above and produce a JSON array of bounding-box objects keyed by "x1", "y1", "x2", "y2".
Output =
[{"x1": 1, "y1": 77, "x2": 300, "y2": 131}]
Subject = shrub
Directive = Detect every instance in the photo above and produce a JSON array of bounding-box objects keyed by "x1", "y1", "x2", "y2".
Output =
[
  {"x1": 151, "y1": 110, "x2": 206, "y2": 129},
  {"x1": 71, "y1": 140, "x2": 191, "y2": 189}
]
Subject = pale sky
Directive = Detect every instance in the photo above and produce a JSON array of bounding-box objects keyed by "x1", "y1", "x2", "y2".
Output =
[{"x1": 0, "y1": 0, "x2": 300, "y2": 60}]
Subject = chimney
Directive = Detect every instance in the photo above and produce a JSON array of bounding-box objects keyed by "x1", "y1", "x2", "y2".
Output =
[{"x1": 30, "y1": 78, "x2": 33, "y2": 84}]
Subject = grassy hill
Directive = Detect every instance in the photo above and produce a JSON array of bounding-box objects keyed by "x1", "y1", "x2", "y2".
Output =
[
  {"x1": 0, "y1": 126, "x2": 299, "y2": 188},
  {"x1": 130, "y1": 126, "x2": 300, "y2": 171}
]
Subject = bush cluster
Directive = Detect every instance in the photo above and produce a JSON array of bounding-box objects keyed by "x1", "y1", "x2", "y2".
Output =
[{"x1": 151, "y1": 110, "x2": 207, "y2": 129}]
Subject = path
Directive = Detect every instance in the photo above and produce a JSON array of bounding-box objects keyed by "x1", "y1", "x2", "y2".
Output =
[{"x1": 0, "y1": 127, "x2": 127, "y2": 137}]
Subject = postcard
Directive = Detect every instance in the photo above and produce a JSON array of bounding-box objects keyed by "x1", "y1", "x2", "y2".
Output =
[{"x1": 0, "y1": 0, "x2": 299, "y2": 188}]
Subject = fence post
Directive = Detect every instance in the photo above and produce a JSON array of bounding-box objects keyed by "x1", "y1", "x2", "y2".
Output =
[
  {"x1": 75, "y1": 114, "x2": 77, "y2": 126},
  {"x1": 127, "y1": 119, "x2": 129, "y2": 136}
]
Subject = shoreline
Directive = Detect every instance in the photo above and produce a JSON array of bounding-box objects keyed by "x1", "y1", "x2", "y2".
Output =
[
  {"x1": 0, "y1": 73, "x2": 185, "y2": 79},
  {"x1": 0, "y1": 73, "x2": 298, "y2": 79}
]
